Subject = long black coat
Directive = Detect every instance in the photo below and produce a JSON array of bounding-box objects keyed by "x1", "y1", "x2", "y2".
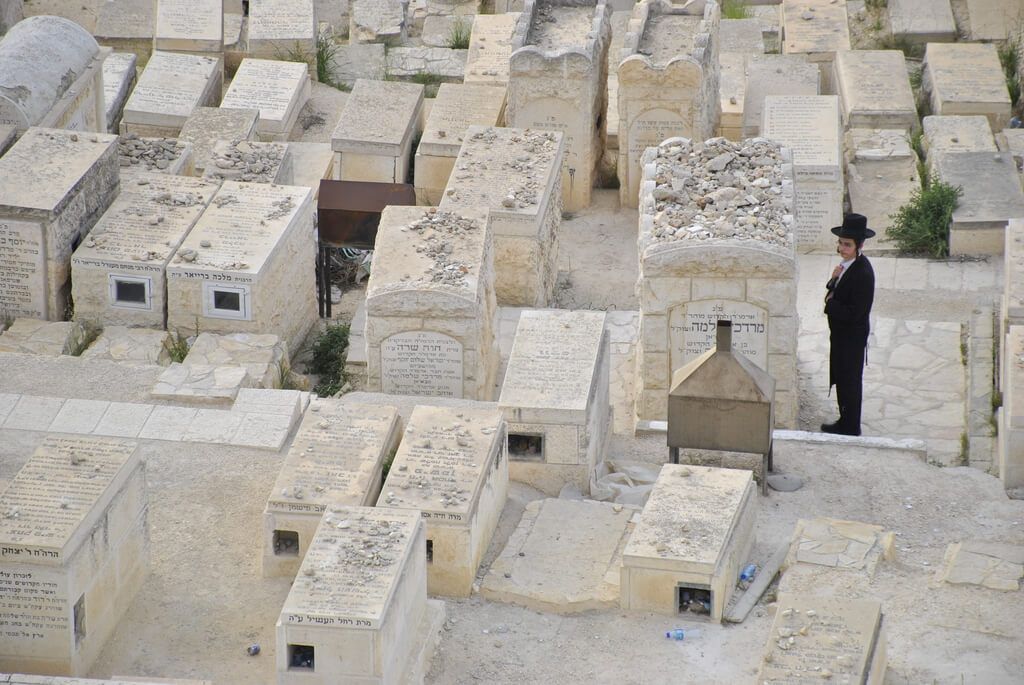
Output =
[{"x1": 824, "y1": 254, "x2": 875, "y2": 388}]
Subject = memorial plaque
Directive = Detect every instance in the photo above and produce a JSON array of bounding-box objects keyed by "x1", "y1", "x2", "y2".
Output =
[
  {"x1": 123, "y1": 51, "x2": 222, "y2": 129},
  {"x1": 0, "y1": 218, "x2": 45, "y2": 319},
  {"x1": 762, "y1": 95, "x2": 841, "y2": 181},
  {"x1": 669, "y1": 300, "x2": 768, "y2": 371},
  {"x1": 793, "y1": 184, "x2": 843, "y2": 250},
  {"x1": 155, "y1": 0, "x2": 223, "y2": 52},
  {"x1": 249, "y1": 0, "x2": 315, "y2": 41},
  {"x1": 380, "y1": 331, "x2": 464, "y2": 398},
  {"x1": 0, "y1": 565, "x2": 68, "y2": 658},
  {"x1": 220, "y1": 58, "x2": 309, "y2": 136},
  {"x1": 625, "y1": 108, "x2": 687, "y2": 201}
]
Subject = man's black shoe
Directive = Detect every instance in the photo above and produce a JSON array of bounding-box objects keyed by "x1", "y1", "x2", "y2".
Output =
[{"x1": 821, "y1": 421, "x2": 860, "y2": 436}]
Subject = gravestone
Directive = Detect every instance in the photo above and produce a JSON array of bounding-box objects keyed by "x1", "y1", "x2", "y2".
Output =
[
  {"x1": 364, "y1": 207, "x2": 499, "y2": 401},
  {"x1": 783, "y1": 518, "x2": 896, "y2": 577},
  {"x1": 617, "y1": 0, "x2": 720, "y2": 208},
  {"x1": 935, "y1": 541, "x2": 1024, "y2": 590},
  {"x1": 414, "y1": 83, "x2": 507, "y2": 204},
  {"x1": 117, "y1": 136, "x2": 194, "y2": 180},
  {"x1": 620, "y1": 464, "x2": 757, "y2": 623},
  {"x1": 965, "y1": 0, "x2": 1024, "y2": 41},
  {"x1": 120, "y1": 51, "x2": 224, "y2": 138},
  {"x1": 0, "y1": 128, "x2": 119, "y2": 321},
  {"x1": 377, "y1": 404, "x2": 508, "y2": 597},
  {"x1": 604, "y1": 10, "x2": 632, "y2": 150},
  {"x1": 275, "y1": 506, "x2": 444, "y2": 684},
  {"x1": 439, "y1": 126, "x2": 565, "y2": 307},
  {"x1": 220, "y1": 58, "x2": 311, "y2": 142},
  {"x1": 717, "y1": 18, "x2": 763, "y2": 142},
  {"x1": 833, "y1": 50, "x2": 917, "y2": 131},
  {"x1": 780, "y1": 0, "x2": 850, "y2": 94},
  {"x1": 932, "y1": 151, "x2": 1024, "y2": 255},
  {"x1": 101, "y1": 52, "x2": 138, "y2": 134},
  {"x1": 922, "y1": 115, "x2": 997, "y2": 160},
  {"x1": 1005, "y1": 220, "x2": 1024, "y2": 332},
  {"x1": 384, "y1": 46, "x2": 468, "y2": 81},
  {"x1": 165, "y1": 181, "x2": 318, "y2": 352},
  {"x1": 93, "y1": 0, "x2": 154, "y2": 57},
  {"x1": 154, "y1": 0, "x2": 224, "y2": 54},
  {"x1": 741, "y1": 54, "x2": 819, "y2": 137},
  {"x1": 761, "y1": 95, "x2": 843, "y2": 253},
  {"x1": 262, "y1": 402, "x2": 401, "y2": 577},
  {"x1": 888, "y1": 0, "x2": 955, "y2": 43},
  {"x1": 634, "y1": 137, "x2": 798, "y2": 427},
  {"x1": 324, "y1": 43, "x2": 388, "y2": 88},
  {"x1": 350, "y1": 0, "x2": 408, "y2": 45},
  {"x1": 177, "y1": 106, "x2": 260, "y2": 176},
  {"x1": 70, "y1": 173, "x2": 220, "y2": 328},
  {"x1": 845, "y1": 128, "x2": 920, "y2": 249},
  {"x1": 498, "y1": 310, "x2": 610, "y2": 496},
  {"x1": 507, "y1": 0, "x2": 611, "y2": 211},
  {"x1": 463, "y1": 12, "x2": 520, "y2": 87},
  {"x1": 248, "y1": 0, "x2": 317, "y2": 67},
  {"x1": 0, "y1": 436, "x2": 148, "y2": 676},
  {"x1": 998, "y1": 325, "x2": 1024, "y2": 491},
  {"x1": 331, "y1": 79, "x2": 424, "y2": 183},
  {"x1": 182, "y1": 332, "x2": 289, "y2": 388},
  {"x1": 923, "y1": 42, "x2": 1011, "y2": 132},
  {"x1": 203, "y1": 139, "x2": 293, "y2": 184}
]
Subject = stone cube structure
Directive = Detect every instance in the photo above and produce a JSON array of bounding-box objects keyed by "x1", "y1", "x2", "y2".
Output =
[
  {"x1": 922, "y1": 115, "x2": 998, "y2": 160},
  {"x1": 120, "y1": 51, "x2": 224, "y2": 138},
  {"x1": 203, "y1": 140, "x2": 293, "y2": 184},
  {"x1": 102, "y1": 52, "x2": 138, "y2": 133},
  {"x1": 364, "y1": 207, "x2": 499, "y2": 401},
  {"x1": 70, "y1": 173, "x2": 221, "y2": 328},
  {"x1": 350, "y1": 0, "x2": 408, "y2": 45},
  {"x1": 0, "y1": 437, "x2": 148, "y2": 676},
  {"x1": 154, "y1": 0, "x2": 224, "y2": 55},
  {"x1": 888, "y1": 0, "x2": 956, "y2": 44},
  {"x1": 498, "y1": 310, "x2": 610, "y2": 496},
  {"x1": 617, "y1": 0, "x2": 720, "y2": 207},
  {"x1": 463, "y1": 13, "x2": 520, "y2": 87},
  {"x1": 247, "y1": 0, "x2": 317, "y2": 67},
  {"x1": 117, "y1": 136, "x2": 194, "y2": 180},
  {"x1": 833, "y1": 49, "x2": 917, "y2": 131},
  {"x1": 634, "y1": 137, "x2": 798, "y2": 428},
  {"x1": 741, "y1": 54, "x2": 820, "y2": 138},
  {"x1": 220, "y1": 59, "x2": 311, "y2": 143},
  {"x1": 94, "y1": 0, "x2": 154, "y2": 58},
  {"x1": 780, "y1": 0, "x2": 850, "y2": 94},
  {"x1": 621, "y1": 464, "x2": 756, "y2": 623},
  {"x1": 378, "y1": 405, "x2": 508, "y2": 597},
  {"x1": 844, "y1": 128, "x2": 920, "y2": 249},
  {"x1": 177, "y1": 106, "x2": 260, "y2": 177},
  {"x1": 507, "y1": 0, "x2": 611, "y2": 211},
  {"x1": 922, "y1": 42, "x2": 1011, "y2": 132}
]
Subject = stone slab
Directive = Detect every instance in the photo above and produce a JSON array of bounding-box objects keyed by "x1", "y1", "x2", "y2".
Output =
[
  {"x1": 0, "y1": 320, "x2": 86, "y2": 356},
  {"x1": 149, "y1": 362, "x2": 253, "y2": 404},
  {"x1": 935, "y1": 541, "x2": 1024, "y2": 590},
  {"x1": 922, "y1": 115, "x2": 998, "y2": 158},
  {"x1": 833, "y1": 50, "x2": 917, "y2": 131},
  {"x1": 248, "y1": 0, "x2": 317, "y2": 60},
  {"x1": 965, "y1": 0, "x2": 1024, "y2": 41},
  {"x1": 324, "y1": 43, "x2": 388, "y2": 88},
  {"x1": 781, "y1": 0, "x2": 851, "y2": 60},
  {"x1": 220, "y1": 59, "x2": 311, "y2": 140},
  {"x1": 783, "y1": 517, "x2": 895, "y2": 576},
  {"x1": 888, "y1": 0, "x2": 956, "y2": 43},
  {"x1": 463, "y1": 12, "x2": 519, "y2": 86},
  {"x1": 203, "y1": 139, "x2": 292, "y2": 184},
  {"x1": 331, "y1": 79, "x2": 424, "y2": 156},
  {"x1": 94, "y1": 0, "x2": 154, "y2": 54},
  {"x1": 154, "y1": 0, "x2": 224, "y2": 53},
  {"x1": 102, "y1": 52, "x2": 138, "y2": 133},
  {"x1": 80, "y1": 327, "x2": 172, "y2": 365},
  {"x1": 177, "y1": 106, "x2": 260, "y2": 175},
  {"x1": 121, "y1": 51, "x2": 223, "y2": 135},
  {"x1": 923, "y1": 42, "x2": 1011, "y2": 132},
  {"x1": 183, "y1": 332, "x2": 288, "y2": 388},
  {"x1": 933, "y1": 151, "x2": 1024, "y2": 255},
  {"x1": 742, "y1": 55, "x2": 820, "y2": 137}
]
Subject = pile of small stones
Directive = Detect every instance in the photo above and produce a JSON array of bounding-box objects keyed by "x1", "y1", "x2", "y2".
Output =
[
  {"x1": 647, "y1": 137, "x2": 793, "y2": 247},
  {"x1": 208, "y1": 140, "x2": 286, "y2": 182},
  {"x1": 118, "y1": 133, "x2": 185, "y2": 171},
  {"x1": 321, "y1": 514, "x2": 405, "y2": 575},
  {"x1": 448, "y1": 129, "x2": 558, "y2": 209},
  {"x1": 405, "y1": 209, "x2": 478, "y2": 286}
]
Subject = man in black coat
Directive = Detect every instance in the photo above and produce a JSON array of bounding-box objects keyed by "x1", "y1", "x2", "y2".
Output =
[{"x1": 822, "y1": 214, "x2": 876, "y2": 437}]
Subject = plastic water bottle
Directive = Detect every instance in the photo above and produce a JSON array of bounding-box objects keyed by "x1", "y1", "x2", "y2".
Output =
[
  {"x1": 665, "y1": 628, "x2": 701, "y2": 641},
  {"x1": 740, "y1": 564, "x2": 757, "y2": 583}
]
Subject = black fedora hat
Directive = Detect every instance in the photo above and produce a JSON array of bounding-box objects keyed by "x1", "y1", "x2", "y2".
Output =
[{"x1": 830, "y1": 213, "x2": 876, "y2": 241}]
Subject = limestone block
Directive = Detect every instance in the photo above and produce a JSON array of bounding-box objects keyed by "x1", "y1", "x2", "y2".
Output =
[
  {"x1": 922, "y1": 115, "x2": 997, "y2": 160},
  {"x1": 177, "y1": 106, "x2": 259, "y2": 176},
  {"x1": 220, "y1": 59, "x2": 311, "y2": 142},
  {"x1": 385, "y1": 46, "x2": 468, "y2": 80},
  {"x1": 922, "y1": 42, "x2": 1011, "y2": 132},
  {"x1": 121, "y1": 51, "x2": 223, "y2": 138},
  {"x1": 117, "y1": 136, "x2": 194, "y2": 181},
  {"x1": 149, "y1": 362, "x2": 253, "y2": 404},
  {"x1": 964, "y1": 0, "x2": 1024, "y2": 41},
  {"x1": 102, "y1": 52, "x2": 138, "y2": 134},
  {"x1": 80, "y1": 326, "x2": 172, "y2": 365},
  {"x1": 932, "y1": 151, "x2": 1024, "y2": 256},
  {"x1": 833, "y1": 50, "x2": 917, "y2": 131},
  {"x1": 845, "y1": 128, "x2": 920, "y2": 248},
  {"x1": 324, "y1": 43, "x2": 387, "y2": 88},
  {"x1": 783, "y1": 517, "x2": 896, "y2": 577},
  {"x1": 0, "y1": 319, "x2": 87, "y2": 356},
  {"x1": 183, "y1": 332, "x2": 289, "y2": 388},
  {"x1": 154, "y1": 0, "x2": 224, "y2": 54},
  {"x1": 331, "y1": 79, "x2": 423, "y2": 184},
  {"x1": 48, "y1": 398, "x2": 111, "y2": 434},
  {"x1": 203, "y1": 139, "x2": 292, "y2": 184},
  {"x1": 247, "y1": 0, "x2": 317, "y2": 66},
  {"x1": 935, "y1": 541, "x2": 1024, "y2": 591},
  {"x1": 780, "y1": 0, "x2": 850, "y2": 93},
  {"x1": 3, "y1": 395, "x2": 66, "y2": 431},
  {"x1": 95, "y1": 0, "x2": 154, "y2": 57},
  {"x1": 463, "y1": 12, "x2": 519, "y2": 87},
  {"x1": 350, "y1": 0, "x2": 408, "y2": 44},
  {"x1": 888, "y1": 0, "x2": 955, "y2": 44}
]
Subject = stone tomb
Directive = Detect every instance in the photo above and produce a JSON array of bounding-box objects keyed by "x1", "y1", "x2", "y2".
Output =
[
  {"x1": 844, "y1": 128, "x2": 920, "y2": 249},
  {"x1": 620, "y1": 464, "x2": 757, "y2": 623},
  {"x1": 165, "y1": 181, "x2": 318, "y2": 352},
  {"x1": 101, "y1": 52, "x2": 138, "y2": 133},
  {"x1": 1005, "y1": 220, "x2": 1024, "y2": 332},
  {"x1": 377, "y1": 405, "x2": 508, "y2": 597},
  {"x1": 364, "y1": 207, "x2": 499, "y2": 401},
  {"x1": 262, "y1": 402, "x2": 401, "y2": 578},
  {"x1": 463, "y1": 12, "x2": 520, "y2": 87},
  {"x1": 154, "y1": 0, "x2": 224, "y2": 54},
  {"x1": 922, "y1": 115, "x2": 997, "y2": 161},
  {"x1": 120, "y1": 51, "x2": 224, "y2": 138},
  {"x1": 497, "y1": 310, "x2": 610, "y2": 496},
  {"x1": 780, "y1": 0, "x2": 850, "y2": 94},
  {"x1": 440, "y1": 126, "x2": 565, "y2": 307},
  {"x1": 888, "y1": 0, "x2": 956, "y2": 44},
  {"x1": 0, "y1": 128, "x2": 119, "y2": 321},
  {"x1": 617, "y1": 0, "x2": 720, "y2": 208},
  {"x1": 220, "y1": 59, "x2": 311, "y2": 143},
  {"x1": 117, "y1": 136, "x2": 195, "y2": 180},
  {"x1": 350, "y1": 0, "x2": 408, "y2": 46},
  {"x1": 634, "y1": 137, "x2": 799, "y2": 427},
  {"x1": 177, "y1": 106, "x2": 260, "y2": 176},
  {"x1": 275, "y1": 506, "x2": 444, "y2": 684},
  {"x1": 923, "y1": 42, "x2": 1011, "y2": 132},
  {"x1": 248, "y1": 0, "x2": 317, "y2": 66},
  {"x1": 182, "y1": 332, "x2": 288, "y2": 388},
  {"x1": 70, "y1": 173, "x2": 220, "y2": 328},
  {"x1": 331, "y1": 79, "x2": 424, "y2": 184},
  {"x1": 93, "y1": 0, "x2": 154, "y2": 58},
  {"x1": 507, "y1": 0, "x2": 611, "y2": 211},
  {"x1": 203, "y1": 140, "x2": 293, "y2": 184},
  {"x1": 741, "y1": 54, "x2": 820, "y2": 137},
  {"x1": 414, "y1": 83, "x2": 507, "y2": 204},
  {"x1": 604, "y1": 10, "x2": 632, "y2": 150},
  {"x1": 761, "y1": 94, "x2": 843, "y2": 253},
  {"x1": 833, "y1": 50, "x2": 917, "y2": 131},
  {"x1": 965, "y1": 0, "x2": 1024, "y2": 41},
  {"x1": 757, "y1": 594, "x2": 887, "y2": 684},
  {"x1": 0, "y1": 437, "x2": 148, "y2": 676},
  {"x1": 999, "y1": 326, "x2": 1024, "y2": 491}
]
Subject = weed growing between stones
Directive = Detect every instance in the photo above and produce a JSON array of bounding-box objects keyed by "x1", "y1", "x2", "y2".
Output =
[
  {"x1": 720, "y1": 0, "x2": 751, "y2": 19},
  {"x1": 164, "y1": 332, "x2": 190, "y2": 363},
  {"x1": 886, "y1": 180, "x2": 961, "y2": 257},
  {"x1": 309, "y1": 322, "x2": 350, "y2": 397},
  {"x1": 447, "y1": 16, "x2": 471, "y2": 50},
  {"x1": 998, "y1": 34, "x2": 1021, "y2": 110}
]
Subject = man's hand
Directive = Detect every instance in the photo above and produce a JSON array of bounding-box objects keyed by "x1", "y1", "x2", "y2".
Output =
[{"x1": 831, "y1": 264, "x2": 845, "y2": 279}]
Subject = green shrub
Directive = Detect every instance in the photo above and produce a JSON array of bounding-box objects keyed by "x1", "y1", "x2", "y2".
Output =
[
  {"x1": 446, "y1": 16, "x2": 471, "y2": 50},
  {"x1": 998, "y1": 36, "x2": 1021, "y2": 108},
  {"x1": 309, "y1": 323, "x2": 350, "y2": 396},
  {"x1": 721, "y1": 0, "x2": 751, "y2": 19},
  {"x1": 886, "y1": 181, "x2": 961, "y2": 257},
  {"x1": 164, "y1": 332, "x2": 190, "y2": 363}
]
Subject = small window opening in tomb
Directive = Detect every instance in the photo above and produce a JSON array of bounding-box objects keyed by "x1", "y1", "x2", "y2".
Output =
[
  {"x1": 116, "y1": 280, "x2": 146, "y2": 304},
  {"x1": 426, "y1": 539, "x2": 434, "y2": 564},
  {"x1": 676, "y1": 585, "x2": 712, "y2": 616},
  {"x1": 288, "y1": 644, "x2": 315, "y2": 671},
  {"x1": 109, "y1": 275, "x2": 152, "y2": 310},
  {"x1": 214, "y1": 289, "x2": 241, "y2": 311},
  {"x1": 73, "y1": 594, "x2": 86, "y2": 646},
  {"x1": 508, "y1": 433, "x2": 543, "y2": 461},
  {"x1": 273, "y1": 529, "x2": 299, "y2": 556},
  {"x1": 203, "y1": 282, "x2": 251, "y2": 320},
  {"x1": 242, "y1": 0, "x2": 250, "y2": 16}
]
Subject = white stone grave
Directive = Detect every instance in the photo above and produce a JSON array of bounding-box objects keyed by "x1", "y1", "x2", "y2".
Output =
[
  {"x1": 165, "y1": 181, "x2": 317, "y2": 352},
  {"x1": 262, "y1": 402, "x2": 401, "y2": 578},
  {"x1": 440, "y1": 126, "x2": 564, "y2": 307},
  {"x1": 741, "y1": 54, "x2": 819, "y2": 137},
  {"x1": 203, "y1": 139, "x2": 293, "y2": 184},
  {"x1": 833, "y1": 50, "x2": 917, "y2": 131},
  {"x1": 414, "y1": 83, "x2": 507, "y2": 204},
  {"x1": 507, "y1": 0, "x2": 611, "y2": 211},
  {"x1": 0, "y1": 437, "x2": 148, "y2": 676},
  {"x1": 325, "y1": 43, "x2": 388, "y2": 88},
  {"x1": 248, "y1": 0, "x2": 317, "y2": 66},
  {"x1": 965, "y1": 0, "x2": 1024, "y2": 41},
  {"x1": 888, "y1": 0, "x2": 955, "y2": 44},
  {"x1": 620, "y1": 464, "x2": 757, "y2": 623},
  {"x1": 780, "y1": 0, "x2": 850, "y2": 94},
  {"x1": 922, "y1": 115, "x2": 997, "y2": 160},
  {"x1": 275, "y1": 506, "x2": 444, "y2": 684},
  {"x1": 154, "y1": 0, "x2": 224, "y2": 54},
  {"x1": 717, "y1": 18, "x2": 763, "y2": 142},
  {"x1": 102, "y1": 52, "x2": 138, "y2": 134},
  {"x1": 330, "y1": 79, "x2": 424, "y2": 183},
  {"x1": 617, "y1": 0, "x2": 720, "y2": 208},
  {"x1": 932, "y1": 151, "x2": 1024, "y2": 256},
  {"x1": 0, "y1": 319, "x2": 88, "y2": 356},
  {"x1": 350, "y1": 0, "x2": 408, "y2": 45},
  {"x1": 844, "y1": 128, "x2": 920, "y2": 249},
  {"x1": 364, "y1": 207, "x2": 499, "y2": 401},
  {"x1": 377, "y1": 404, "x2": 508, "y2": 597},
  {"x1": 177, "y1": 106, "x2": 260, "y2": 176},
  {"x1": 0, "y1": 128, "x2": 119, "y2": 321},
  {"x1": 70, "y1": 173, "x2": 220, "y2": 328},
  {"x1": 463, "y1": 12, "x2": 520, "y2": 87},
  {"x1": 120, "y1": 51, "x2": 224, "y2": 138},
  {"x1": 634, "y1": 137, "x2": 798, "y2": 427},
  {"x1": 220, "y1": 58, "x2": 311, "y2": 142},
  {"x1": 999, "y1": 325, "x2": 1024, "y2": 491},
  {"x1": 93, "y1": 0, "x2": 154, "y2": 58},
  {"x1": 1005, "y1": 219, "x2": 1024, "y2": 332},
  {"x1": 498, "y1": 310, "x2": 610, "y2": 496},
  {"x1": 117, "y1": 136, "x2": 194, "y2": 180},
  {"x1": 923, "y1": 42, "x2": 1011, "y2": 132},
  {"x1": 605, "y1": 10, "x2": 632, "y2": 150}
]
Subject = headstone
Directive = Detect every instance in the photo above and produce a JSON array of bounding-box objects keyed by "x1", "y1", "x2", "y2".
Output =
[
  {"x1": 182, "y1": 332, "x2": 289, "y2": 388},
  {"x1": 220, "y1": 58, "x2": 311, "y2": 142},
  {"x1": 507, "y1": 0, "x2": 612, "y2": 211},
  {"x1": 998, "y1": 325, "x2": 1024, "y2": 490},
  {"x1": 922, "y1": 115, "x2": 997, "y2": 159},
  {"x1": 761, "y1": 95, "x2": 843, "y2": 253},
  {"x1": 498, "y1": 310, "x2": 610, "y2": 496},
  {"x1": 888, "y1": 0, "x2": 956, "y2": 44},
  {"x1": 0, "y1": 436, "x2": 148, "y2": 676},
  {"x1": 440, "y1": 125, "x2": 565, "y2": 307},
  {"x1": 634, "y1": 137, "x2": 798, "y2": 427},
  {"x1": 94, "y1": 0, "x2": 154, "y2": 57},
  {"x1": 275, "y1": 506, "x2": 444, "y2": 684},
  {"x1": 120, "y1": 51, "x2": 224, "y2": 138},
  {"x1": 617, "y1": 0, "x2": 720, "y2": 208},
  {"x1": 177, "y1": 106, "x2": 260, "y2": 176},
  {"x1": 741, "y1": 54, "x2": 820, "y2": 137},
  {"x1": 780, "y1": 0, "x2": 850, "y2": 94},
  {"x1": 923, "y1": 42, "x2": 1011, "y2": 132},
  {"x1": 350, "y1": 0, "x2": 408, "y2": 45},
  {"x1": 248, "y1": 0, "x2": 317, "y2": 66},
  {"x1": 262, "y1": 402, "x2": 401, "y2": 577},
  {"x1": 70, "y1": 172, "x2": 220, "y2": 328},
  {"x1": 932, "y1": 151, "x2": 1024, "y2": 256},
  {"x1": 80, "y1": 326, "x2": 172, "y2": 365},
  {"x1": 384, "y1": 46, "x2": 468, "y2": 80},
  {"x1": 718, "y1": 18, "x2": 764, "y2": 142},
  {"x1": 203, "y1": 139, "x2": 292, "y2": 184},
  {"x1": 0, "y1": 128, "x2": 119, "y2": 321},
  {"x1": 620, "y1": 464, "x2": 757, "y2": 623},
  {"x1": 833, "y1": 50, "x2": 917, "y2": 131},
  {"x1": 414, "y1": 83, "x2": 507, "y2": 204},
  {"x1": 324, "y1": 43, "x2": 388, "y2": 88},
  {"x1": 604, "y1": 10, "x2": 633, "y2": 150},
  {"x1": 101, "y1": 52, "x2": 137, "y2": 134},
  {"x1": 165, "y1": 181, "x2": 318, "y2": 352},
  {"x1": 463, "y1": 12, "x2": 519, "y2": 87},
  {"x1": 330, "y1": 79, "x2": 424, "y2": 183},
  {"x1": 154, "y1": 0, "x2": 224, "y2": 54},
  {"x1": 1005, "y1": 220, "x2": 1024, "y2": 331},
  {"x1": 965, "y1": 0, "x2": 1024, "y2": 41},
  {"x1": 0, "y1": 319, "x2": 87, "y2": 356},
  {"x1": 422, "y1": 14, "x2": 475, "y2": 47},
  {"x1": 377, "y1": 404, "x2": 508, "y2": 596},
  {"x1": 117, "y1": 135, "x2": 194, "y2": 180},
  {"x1": 845, "y1": 128, "x2": 920, "y2": 249}
]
